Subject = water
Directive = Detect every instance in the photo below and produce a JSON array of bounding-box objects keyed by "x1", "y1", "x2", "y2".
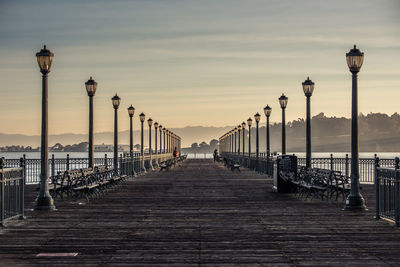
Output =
[
  {"x1": 1, "y1": 151, "x2": 120, "y2": 160},
  {"x1": 1, "y1": 151, "x2": 399, "y2": 160}
]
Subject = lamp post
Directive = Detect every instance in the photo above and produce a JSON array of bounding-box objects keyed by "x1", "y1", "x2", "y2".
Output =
[
  {"x1": 159, "y1": 125, "x2": 162, "y2": 154},
  {"x1": 264, "y1": 105, "x2": 272, "y2": 160},
  {"x1": 247, "y1": 118, "x2": 252, "y2": 160},
  {"x1": 254, "y1": 112, "x2": 261, "y2": 170},
  {"x1": 128, "y1": 105, "x2": 135, "y2": 155},
  {"x1": 302, "y1": 77, "x2": 314, "y2": 169},
  {"x1": 112, "y1": 94, "x2": 121, "y2": 173},
  {"x1": 85, "y1": 77, "x2": 97, "y2": 169},
  {"x1": 344, "y1": 45, "x2": 366, "y2": 211},
  {"x1": 234, "y1": 128, "x2": 237, "y2": 154},
  {"x1": 241, "y1": 121, "x2": 246, "y2": 155},
  {"x1": 148, "y1": 118, "x2": 153, "y2": 170},
  {"x1": 279, "y1": 94, "x2": 288, "y2": 155},
  {"x1": 166, "y1": 130, "x2": 170, "y2": 153},
  {"x1": 127, "y1": 105, "x2": 136, "y2": 176},
  {"x1": 139, "y1": 112, "x2": 146, "y2": 172},
  {"x1": 163, "y1": 128, "x2": 166, "y2": 153},
  {"x1": 237, "y1": 125, "x2": 241, "y2": 154},
  {"x1": 154, "y1": 122, "x2": 159, "y2": 167},
  {"x1": 35, "y1": 45, "x2": 56, "y2": 211}
]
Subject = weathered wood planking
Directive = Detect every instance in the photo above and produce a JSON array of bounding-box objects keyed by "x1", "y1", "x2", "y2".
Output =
[{"x1": 0, "y1": 159, "x2": 400, "y2": 266}]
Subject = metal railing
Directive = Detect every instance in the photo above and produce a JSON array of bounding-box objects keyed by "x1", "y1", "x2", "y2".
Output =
[
  {"x1": 297, "y1": 155, "x2": 395, "y2": 184},
  {"x1": 222, "y1": 153, "x2": 274, "y2": 177},
  {"x1": 0, "y1": 159, "x2": 24, "y2": 227},
  {"x1": 221, "y1": 152, "x2": 396, "y2": 184},
  {"x1": 2, "y1": 152, "x2": 175, "y2": 184},
  {"x1": 375, "y1": 157, "x2": 400, "y2": 226}
]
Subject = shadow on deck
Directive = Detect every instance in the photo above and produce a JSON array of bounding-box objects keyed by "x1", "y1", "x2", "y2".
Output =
[{"x1": 1, "y1": 159, "x2": 400, "y2": 266}]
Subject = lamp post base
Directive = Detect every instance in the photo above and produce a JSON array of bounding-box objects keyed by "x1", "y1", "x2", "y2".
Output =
[
  {"x1": 34, "y1": 196, "x2": 56, "y2": 211},
  {"x1": 343, "y1": 195, "x2": 367, "y2": 211}
]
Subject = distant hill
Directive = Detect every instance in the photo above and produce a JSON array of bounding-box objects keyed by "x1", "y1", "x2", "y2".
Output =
[{"x1": 1, "y1": 112, "x2": 400, "y2": 152}]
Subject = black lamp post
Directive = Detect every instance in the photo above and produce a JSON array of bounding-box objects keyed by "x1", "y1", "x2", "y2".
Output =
[
  {"x1": 127, "y1": 105, "x2": 136, "y2": 176},
  {"x1": 148, "y1": 118, "x2": 153, "y2": 170},
  {"x1": 247, "y1": 118, "x2": 252, "y2": 159},
  {"x1": 159, "y1": 125, "x2": 162, "y2": 154},
  {"x1": 264, "y1": 105, "x2": 272, "y2": 160},
  {"x1": 154, "y1": 122, "x2": 159, "y2": 167},
  {"x1": 344, "y1": 45, "x2": 366, "y2": 211},
  {"x1": 279, "y1": 94, "x2": 288, "y2": 155},
  {"x1": 112, "y1": 94, "x2": 121, "y2": 173},
  {"x1": 302, "y1": 77, "x2": 314, "y2": 169},
  {"x1": 166, "y1": 130, "x2": 170, "y2": 153},
  {"x1": 234, "y1": 128, "x2": 237, "y2": 154},
  {"x1": 85, "y1": 77, "x2": 97, "y2": 169},
  {"x1": 237, "y1": 125, "x2": 241, "y2": 154},
  {"x1": 254, "y1": 112, "x2": 261, "y2": 170},
  {"x1": 128, "y1": 105, "x2": 135, "y2": 155},
  {"x1": 163, "y1": 128, "x2": 166, "y2": 153},
  {"x1": 139, "y1": 112, "x2": 146, "y2": 172},
  {"x1": 35, "y1": 45, "x2": 56, "y2": 211},
  {"x1": 241, "y1": 121, "x2": 246, "y2": 155}
]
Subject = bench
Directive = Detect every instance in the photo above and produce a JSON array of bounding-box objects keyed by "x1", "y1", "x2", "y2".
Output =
[
  {"x1": 160, "y1": 159, "x2": 174, "y2": 171},
  {"x1": 223, "y1": 157, "x2": 240, "y2": 172},
  {"x1": 291, "y1": 167, "x2": 350, "y2": 202},
  {"x1": 49, "y1": 165, "x2": 127, "y2": 203}
]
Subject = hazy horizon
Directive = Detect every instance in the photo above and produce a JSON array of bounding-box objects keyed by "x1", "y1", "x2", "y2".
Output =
[{"x1": 1, "y1": 0, "x2": 399, "y2": 136}]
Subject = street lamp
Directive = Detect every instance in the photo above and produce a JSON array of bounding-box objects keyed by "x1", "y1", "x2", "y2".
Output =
[
  {"x1": 237, "y1": 125, "x2": 241, "y2": 154},
  {"x1": 166, "y1": 129, "x2": 169, "y2": 153},
  {"x1": 148, "y1": 118, "x2": 153, "y2": 170},
  {"x1": 35, "y1": 45, "x2": 55, "y2": 211},
  {"x1": 247, "y1": 118, "x2": 252, "y2": 161},
  {"x1": 127, "y1": 105, "x2": 136, "y2": 176},
  {"x1": 163, "y1": 128, "x2": 166, "y2": 153},
  {"x1": 139, "y1": 112, "x2": 146, "y2": 172},
  {"x1": 85, "y1": 77, "x2": 97, "y2": 169},
  {"x1": 112, "y1": 94, "x2": 121, "y2": 173},
  {"x1": 154, "y1": 122, "x2": 159, "y2": 167},
  {"x1": 159, "y1": 125, "x2": 162, "y2": 154},
  {"x1": 233, "y1": 128, "x2": 236, "y2": 154},
  {"x1": 302, "y1": 77, "x2": 314, "y2": 169},
  {"x1": 127, "y1": 105, "x2": 135, "y2": 155},
  {"x1": 344, "y1": 45, "x2": 366, "y2": 211},
  {"x1": 254, "y1": 112, "x2": 261, "y2": 170},
  {"x1": 241, "y1": 121, "x2": 246, "y2": 155},
  {"x1": 279, "y1": 94, "x2": 288, "y2": 155},
  {"x1": 264, "y1": 105, "x2": 272, "y2": 159}
]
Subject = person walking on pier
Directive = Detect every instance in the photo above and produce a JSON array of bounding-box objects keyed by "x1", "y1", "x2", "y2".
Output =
[{"x1": 213, "y1": 149, "x2": 219, "y2": 162}]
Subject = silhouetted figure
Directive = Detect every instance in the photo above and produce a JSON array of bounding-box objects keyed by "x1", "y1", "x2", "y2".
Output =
[
  {"x1": 173, "y1": 147, "x2": 178, "y2": 158},
  {"x1": 213, "y1": 149, "x2": 219, "y2": 162}
]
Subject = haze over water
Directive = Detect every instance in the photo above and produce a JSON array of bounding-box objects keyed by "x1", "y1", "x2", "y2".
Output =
[{"x1": 0, "y1": 0, "x2": 399, "y2": 142}]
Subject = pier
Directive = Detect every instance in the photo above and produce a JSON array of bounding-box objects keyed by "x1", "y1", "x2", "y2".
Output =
[{"x1": 1, "y1": 159, "x2": 399, "y2": 265}]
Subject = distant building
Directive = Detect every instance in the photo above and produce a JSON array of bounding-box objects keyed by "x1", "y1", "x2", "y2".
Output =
[{"x1": 95, "y1": 144, "x2": 113, "y2": 152}]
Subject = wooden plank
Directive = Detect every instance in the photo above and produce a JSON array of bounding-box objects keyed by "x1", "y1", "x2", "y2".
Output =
[{"x1": 0, "y1": 159, "x2": 399, "y2": 265}]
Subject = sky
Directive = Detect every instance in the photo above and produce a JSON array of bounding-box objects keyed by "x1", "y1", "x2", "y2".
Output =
[{"x1": 0, "y1": 0, "x2": 399, "y2": 137}]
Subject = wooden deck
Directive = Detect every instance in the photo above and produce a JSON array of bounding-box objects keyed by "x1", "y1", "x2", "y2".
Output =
[{"x1": 1, "y1": 159, "x2": 400, "y2": 266}]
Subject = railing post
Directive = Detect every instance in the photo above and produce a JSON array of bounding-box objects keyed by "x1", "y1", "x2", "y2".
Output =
[
  {"x1": 0, "y1": 157, "x2": 5, "y2": 227},
  {"x1": 104, "y1": 154, "x2": 108, "y2": 168},
  {"x1": 395, "y1": 157, "x2": 400, "y2": 226},
  {"x1": 345, "y1": 153, "x2": 349, "y2": 179},
  {"x1": 19, "y1": 158, "x2": 25, "y2": 220},
  {"x1": 23, "y1": 154, "x2": 26, "y2": 184},
  {"x1": 66, "y1": 154, "x2": 70, "y2": 171},
  {"x1": 330, "y1": 154, "x2": 334, "y2": 171},
  {"x1": 51, "y1": 154, "x2": 55, "y2": 178},
  {"x1": 118, "y1": 154, "x2": 122, "y2": 175},
  {"x1": 375, "y1": 157, "x2": 380, "y2": 220}
]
